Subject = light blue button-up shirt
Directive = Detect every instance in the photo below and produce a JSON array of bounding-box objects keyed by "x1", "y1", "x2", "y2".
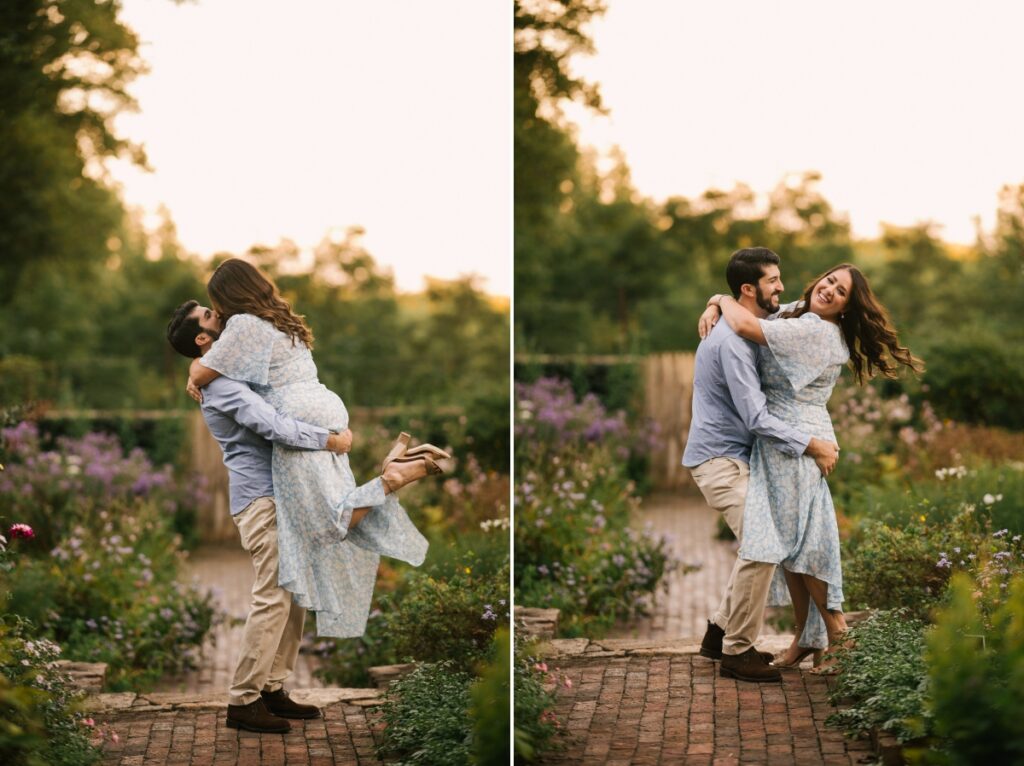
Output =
[
  {"x1": 682, "y1": 315, "x2": 811, "y2": 468},
  {"x1": 199, "y1": 375, "x2": 329, "y2": 515}
]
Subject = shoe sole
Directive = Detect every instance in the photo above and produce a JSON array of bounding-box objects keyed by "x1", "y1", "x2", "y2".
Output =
[
  {"x1": 719, "y1": 666, "x2": 781, "y2": 683},
  {"x1": 270, "y1": 710, "x2": 321, "y2": 719},
  {"x1": 226, "y1": 719, "x2": 290, "y2": 733}
]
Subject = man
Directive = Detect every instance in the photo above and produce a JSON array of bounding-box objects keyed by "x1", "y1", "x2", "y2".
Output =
[
  {"x1": 682, "y1": 248, "x2": 839, "y2": 683},
  {"x1": 167, "y1": 299, "x2": 361, "y2": 733}
]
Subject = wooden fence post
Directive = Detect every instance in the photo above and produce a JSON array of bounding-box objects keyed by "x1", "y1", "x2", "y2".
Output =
[
  {"x1": 187, "y1": 410, "x2": 235, "y2": 544},
  {"x1": 642, "y1": 353, "x2": 695, "y2": 490}
]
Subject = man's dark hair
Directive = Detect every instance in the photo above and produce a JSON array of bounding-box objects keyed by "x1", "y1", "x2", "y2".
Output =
[
  {"x1": 167, "y1": 300, "x2": 203, "y2": 358},
  {"x1": 725, "y1": 247, "x2": 780, "y2": 297}
]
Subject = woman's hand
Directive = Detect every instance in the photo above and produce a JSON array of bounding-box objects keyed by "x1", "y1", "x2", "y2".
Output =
[
  {"x1": 326, "y1": 429, "x2": 354, "y2": 454},
  {"x1": 186, "y1": 376, "x2": 202, "y2": 404},
  {"x1": 698, "y1": 304, "x2": 721, "y2": 339}
]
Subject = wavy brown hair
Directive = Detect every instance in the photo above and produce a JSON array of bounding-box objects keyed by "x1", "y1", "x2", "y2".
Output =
[
  {"x1": 783, "y1": 263, "x2": 923, "y2": 385},
  {"x1": 207, "y1": 258, "x2": 314, "y2": 348}
]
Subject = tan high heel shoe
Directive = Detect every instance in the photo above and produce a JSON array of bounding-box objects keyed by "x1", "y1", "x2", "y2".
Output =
[
  {"x1": 773, "y1": 646, "x2": 824, "y2": 670},
  {"x1": 381, "y1": 433, "x2": 451, "y2": 472},
  {"x1": 773, "y1": 624, "x2": 824, "y2": 669},
  {"x1": 380, "y1": 453, "x2": 447, "y2": 494},
  {"x1": 381, "y1": 432, "x2": 412, "y2": 470}
]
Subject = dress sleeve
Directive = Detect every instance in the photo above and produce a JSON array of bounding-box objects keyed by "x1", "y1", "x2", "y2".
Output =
[
  {"x1": 758, "y1": 313, "x2": 838, "y2": 391},
  {"x1": 198, "y1": 314, "x2": 275, "y2": 386}
]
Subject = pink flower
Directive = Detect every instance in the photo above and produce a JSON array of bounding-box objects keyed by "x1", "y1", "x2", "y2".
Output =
[
  {"x1": 82, "y1": 718, "x2": 95, "y2": 728},
  {"x1": 533, "y1": 662, "x2": 548, "y2": 673},
  {"x1": 564, "y1": 678, "x2": 573, "y2": 689},
  {"x1": 8, "y1": 523, "x2": 34, "y2": 540}
]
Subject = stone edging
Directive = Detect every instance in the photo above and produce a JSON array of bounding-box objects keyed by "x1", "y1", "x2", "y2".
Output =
[
  {"x1": 84, "y1": 688, "x2": 382, "y2": 714},
  {"x1": 536, "y1": 634, "x2": 797, "y2": 661}
]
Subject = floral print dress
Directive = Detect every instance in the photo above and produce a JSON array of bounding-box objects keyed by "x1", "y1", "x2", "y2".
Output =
[
  {"x1": 737, "y1": 312, "x2": 850, "y2": 649},
  {"x1": 200, "y1": 314, "x2": 428, "y2": 638}
]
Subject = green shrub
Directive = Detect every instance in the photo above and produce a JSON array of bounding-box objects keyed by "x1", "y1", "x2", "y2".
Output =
[
  {"x1": 2, "y1": 503, "x2": 217, "y2": 690},
  {"x1": 919, "y1": 334, "x2": 1024, "y2": 430},
  {"x1": 515, "y1": 441, "x2": 677, "y2": 636},
  {"x1": 0, "y1": 356, "x2": 53, "y2": 408},
  {"x1": 843, "y1": 518, "x2": 966, "y2": 618},
  {"x1": 925, "y1": 574, "x2": 1024, "y2": 765},
  {"x1": 0, "y1": 616, "x2": 101, "y2": 766},
  {"x1": 471, "y1": 629, "x2": 511, "y2": 766},
  {"x1": 378, "y1": 661, "x2": 473, "y2": 766},
  {"x1": 389, "y1": 561, "x2": 509, "y2": 670},
  {"x1": 826, "y1": 610, "x2": 930, "y2": 744}
]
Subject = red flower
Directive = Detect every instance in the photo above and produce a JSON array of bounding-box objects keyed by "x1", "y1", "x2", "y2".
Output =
[{"x1": 8, "y1": 523, "x2": 34, "y2": 540}]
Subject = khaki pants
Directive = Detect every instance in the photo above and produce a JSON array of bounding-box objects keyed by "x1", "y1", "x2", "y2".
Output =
[
  {"x1": 228, "y1": 497, "x2": 306, "y2": 706},
  {"x1": 690, "y1": 457, "x2": 775, "y2": 655}
]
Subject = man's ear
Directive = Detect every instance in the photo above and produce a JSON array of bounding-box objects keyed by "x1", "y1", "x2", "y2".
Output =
[
  {"x1": 195, "y1": 332, "x2": 211, "y2": 347},
  {"x1": 739, "y1": 283, "x2": 758, "y2": 300}
]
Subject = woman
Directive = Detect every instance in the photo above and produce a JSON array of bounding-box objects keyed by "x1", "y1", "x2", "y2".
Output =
[
  {"x1": 187, "y1": 258, "x2": 449, "y2": 638},
  {"x1": 704, "y1": 264, "x2": 922, "y2": 669}
]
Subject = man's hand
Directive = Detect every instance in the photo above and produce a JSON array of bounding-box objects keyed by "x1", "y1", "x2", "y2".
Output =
[
  {"x1": 326, "y1": 428, "x2": 353, "y2": 455},
  {"x1": 698, "y1": 305, "x2": 721, "y2": 339},
  {"x1": 805, "y1": 437, "x2": 839, "y2": 477},
  {"x1": 186, "y1": 376, "x2": 202, "y2": 404}
]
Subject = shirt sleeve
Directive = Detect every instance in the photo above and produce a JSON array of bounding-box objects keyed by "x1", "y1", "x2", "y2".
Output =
[
  {"x1": 198, "y1": 314, "x2": 275, "y2": 386},
  {"x1": 204, "y1": 379, "x2": 328, "y2": 450},
  {"x1": 758, "y1": 312, "x2": 838, "y2": 392},
  {"x1": 720, "y1": 336, "x2": 811, "y2": 457}
]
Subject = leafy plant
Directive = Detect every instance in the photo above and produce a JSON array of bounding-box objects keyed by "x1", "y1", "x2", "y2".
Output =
[
  {"x1": 0, "y1": 616, "x2": 103, "y2": 766},
  {"x1": 925, "y1": 574, "x2": 1024, "y2": 765},
  {"x1": 826, "y1": 609, "x2": 930, "y2": 744},
  {"x1": 377, "y1": 661, "x2": 474, "y2": 766}
]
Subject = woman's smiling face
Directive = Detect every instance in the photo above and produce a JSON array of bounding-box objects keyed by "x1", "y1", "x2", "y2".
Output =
[{"x1": 809, "y1": 268, "x2": 853, "y2": 319}]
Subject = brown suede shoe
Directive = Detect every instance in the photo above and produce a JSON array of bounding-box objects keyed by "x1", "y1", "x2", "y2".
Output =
[
  {"x1": 261, "y1": 688, "x2": 321, "y2": 720},
  {"x1": 720, "y1": 647, "x2": 782, "y2": 683},
  {"x1": 700, "y1": 621, "x2": 775, "y2": 663},
  {"x1": 226, "y1": 698, "x2": 291, "y2": 733}
]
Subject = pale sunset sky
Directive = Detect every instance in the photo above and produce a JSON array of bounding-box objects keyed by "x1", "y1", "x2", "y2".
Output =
[
  {"x1": 562, "y1": 0, "x2": 1024, "y2": 245},
  {"x1": 110, "y1": 1, "x2": 510, "y2": 295}
]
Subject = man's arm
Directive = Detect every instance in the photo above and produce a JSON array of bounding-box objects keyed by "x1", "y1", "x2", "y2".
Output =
[
  {"x1": 721, "y1": 338, "x2": 839, "y2": 476},
  {"x1": 204, "y1": 380, "x2": 349, "y2": 453}
]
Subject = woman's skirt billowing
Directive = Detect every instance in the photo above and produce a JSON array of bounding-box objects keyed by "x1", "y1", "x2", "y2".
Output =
[{"x1": 267, "y1": 381, "x2": 428, "y2": 638}]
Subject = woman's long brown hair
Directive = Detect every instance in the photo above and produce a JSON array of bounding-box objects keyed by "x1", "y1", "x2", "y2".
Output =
[
  {"x1": 784, "y1": 263, "x2": 923, "y2": 385},
  {"x1": 207, "y1": 258, "x2": 314, "y2": 348}
]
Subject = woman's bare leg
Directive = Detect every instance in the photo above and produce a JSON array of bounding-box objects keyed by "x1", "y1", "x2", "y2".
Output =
[
  {"x1": 802, "y1": 573, "x2": 849, "y2": 670},
  {"x1": 777, "y1": 568, "x2": 812, "y2": 665}
]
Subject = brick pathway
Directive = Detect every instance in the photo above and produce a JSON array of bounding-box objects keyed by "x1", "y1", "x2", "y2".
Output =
[
  {"x1": 538, "y1": 492, "x2": 870, "y2": 764},
  {"x1": 156, "y1": 545, "x2": 324, "y2": 695},
  {"x1": 609, "y1": 492, "x2": 781, "y2": 641},
  {"x1": 540, "y1": 652, "x2": 872, "y2": 765},
  {"x1": 92, "y1": 691, "x2": 384, "y2": 766}
]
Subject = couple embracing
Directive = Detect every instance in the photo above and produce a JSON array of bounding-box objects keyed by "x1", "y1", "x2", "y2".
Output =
[
  {"x1": 167, "y1": 258, "x2": 449, "y2": 731},
  {"x1": 684, "y1": 247, "x2": 921, "y2": 681}
]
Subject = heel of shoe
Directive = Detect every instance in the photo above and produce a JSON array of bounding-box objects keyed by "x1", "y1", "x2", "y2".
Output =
[
  {"x1": 226, "y1": 718, "x2": 241, "y2": 730},
  {"x1": 382, "y1": 432, "x2": 412, "y2": 471}
]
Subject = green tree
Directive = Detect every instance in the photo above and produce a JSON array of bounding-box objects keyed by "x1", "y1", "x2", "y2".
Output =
[{"x1": 0, "y1": 0, "x2": 147, "y2": 302}]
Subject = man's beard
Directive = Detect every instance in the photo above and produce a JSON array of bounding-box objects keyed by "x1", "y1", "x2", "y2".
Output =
[
  {"x1": 205, "y1": 328, "x2": 221, "y2": 341},
  {"x1": 756, "y1": 288, "x2": 779, "y2": 314}
]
